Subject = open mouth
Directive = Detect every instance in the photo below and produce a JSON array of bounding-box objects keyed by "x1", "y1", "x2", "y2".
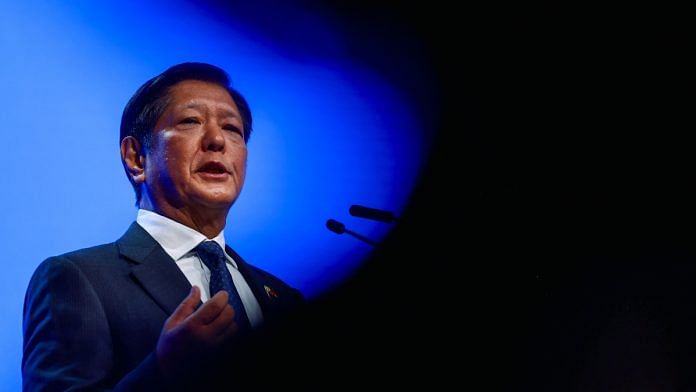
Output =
[{"x1": 198, "y1": 162, "x2": 228, "y2": 174}]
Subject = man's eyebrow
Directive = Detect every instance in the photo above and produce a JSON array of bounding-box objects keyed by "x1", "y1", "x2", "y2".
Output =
[
  {"x1": 180, "y1": 103, "x2": 239, "y2": 119},
  {"x1": 217, "y1": 108, "x2": 240, "y2": 119}
]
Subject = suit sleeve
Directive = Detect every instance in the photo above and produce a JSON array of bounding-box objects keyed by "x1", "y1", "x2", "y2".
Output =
[{"x1": 22, "y1": 256, "x2": 168, "y2": 391}]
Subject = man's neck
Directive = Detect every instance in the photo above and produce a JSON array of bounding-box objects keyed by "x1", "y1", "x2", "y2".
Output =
[{"x1": 139, "y1": 196, "x2": 228, "y2": 239}]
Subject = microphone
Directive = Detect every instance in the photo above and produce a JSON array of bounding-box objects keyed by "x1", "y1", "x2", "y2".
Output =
[
  {"x1": 326, "y1": 219, "x2": 378, "y2": 247},
  {"x1": 349, "y1": 205, "x2": 397, "y2": 223},
  {"x1": 326, "y1": 219, "x2": 346, "y2": 234}
]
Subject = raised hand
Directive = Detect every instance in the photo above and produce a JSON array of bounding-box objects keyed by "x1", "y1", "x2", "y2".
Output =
[{"x1": 155, "y1": 286, "x2": 238, "y2": 379}]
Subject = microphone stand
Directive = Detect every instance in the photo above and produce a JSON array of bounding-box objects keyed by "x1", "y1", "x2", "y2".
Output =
[
  {"x1": 342, "y1": 228, "x2": 378, "y2": 247},
  {"x1": 326, "y1": 206, "x2": 397, "y2": 246},
  {"x1": 325, "y1": 219, "x2": 378, "y2": 247}
]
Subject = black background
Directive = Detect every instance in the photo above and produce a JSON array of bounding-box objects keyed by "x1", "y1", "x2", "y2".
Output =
[{"x1": 205, "y1": 2, "x2": 694, "y2": 390}]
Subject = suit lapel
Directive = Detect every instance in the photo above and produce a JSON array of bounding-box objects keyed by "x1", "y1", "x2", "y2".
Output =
[
  {"x1": 225, "y1": 245, "x2": 275, "y2": 314},
  {"x1": 117, "y1": 222, "x2": 192, "y2": 315}
]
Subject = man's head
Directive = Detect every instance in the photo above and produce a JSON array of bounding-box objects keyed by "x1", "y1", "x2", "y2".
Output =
[{"x1": 120, "y1": 62, "x2": 252, "y2": 215}]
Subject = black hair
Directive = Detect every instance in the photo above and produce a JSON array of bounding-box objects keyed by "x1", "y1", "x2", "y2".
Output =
[{"x1": 119, "y1": 62, "x2": 252, "y2": 204}]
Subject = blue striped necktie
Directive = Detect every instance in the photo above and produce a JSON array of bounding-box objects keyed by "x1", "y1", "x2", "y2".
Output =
[{"x1": 195, "y1": 240, "x2": 251, "y2": 331}]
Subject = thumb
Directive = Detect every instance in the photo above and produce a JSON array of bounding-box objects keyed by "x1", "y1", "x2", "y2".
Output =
[{"x1": 167, "y1": 286, "x2": 201, "y2": 326}]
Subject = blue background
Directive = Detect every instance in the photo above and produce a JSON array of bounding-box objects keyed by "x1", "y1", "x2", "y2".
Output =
[{"x1": 0, "y1": 0, "x2": 438, "y2": 387}]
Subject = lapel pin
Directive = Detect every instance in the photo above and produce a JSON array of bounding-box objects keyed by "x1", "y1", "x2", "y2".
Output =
[{"x1": 264, "y1": 285, "x2": 279, "y2": 299}]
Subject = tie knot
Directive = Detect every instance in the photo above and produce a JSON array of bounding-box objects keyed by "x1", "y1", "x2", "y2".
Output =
[{"x1": 195, "y1": 241, "x2": 227, "y2": 271}]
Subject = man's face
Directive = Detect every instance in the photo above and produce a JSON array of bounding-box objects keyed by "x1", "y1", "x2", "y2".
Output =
[{"x1": 143, "y1": 80, "x2": 247, "y2": 211}]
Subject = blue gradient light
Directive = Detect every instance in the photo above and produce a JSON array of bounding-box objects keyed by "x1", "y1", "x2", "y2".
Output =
[{"x1": 0, "y1": 1, "x2": 431, "y2": 387}]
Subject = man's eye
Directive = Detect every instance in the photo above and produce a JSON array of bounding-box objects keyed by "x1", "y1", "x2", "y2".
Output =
[
  {"x1": 223, "y1": 125, "x2": 243, "y2": 136},
  {"x1": 180, "y1": 117, "x2": 200, "y2": 124}
]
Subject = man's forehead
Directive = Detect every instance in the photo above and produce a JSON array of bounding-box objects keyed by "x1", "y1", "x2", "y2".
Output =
[
  {"x1": 179, "y1": 101, "x2": 239, "y2": 117},
  {"x1": 169, "y1": 80, "x2": 233, "y2": 101}
]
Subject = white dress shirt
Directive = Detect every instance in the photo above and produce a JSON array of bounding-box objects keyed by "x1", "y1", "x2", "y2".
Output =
[{"x1": 136, "y1": 209, "x2": 264, "y2": 327}]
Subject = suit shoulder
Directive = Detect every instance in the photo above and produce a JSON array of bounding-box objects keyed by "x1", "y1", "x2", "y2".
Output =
[
  {"x1": 53, "y1": 242, "x2": 120, "y2": 265},
  {"x1": 25, "y1": 244, "x2": 119, "y2": 307},
  {"x1": 30, "y1": 242, "x2": 122, "y2": 283}
]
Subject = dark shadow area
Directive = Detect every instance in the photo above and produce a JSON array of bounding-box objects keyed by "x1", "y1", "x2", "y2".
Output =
[{"x1": 198, "y1": 2, "x2": 694, "y2": 390}]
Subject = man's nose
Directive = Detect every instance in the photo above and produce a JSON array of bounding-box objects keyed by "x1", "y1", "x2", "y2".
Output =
[{"x1": 202, "y1": 123, "x2": 225, "y2": 152}]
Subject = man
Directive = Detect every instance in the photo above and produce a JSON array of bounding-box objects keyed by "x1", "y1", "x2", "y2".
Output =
[{"x1": 22, "y1": 62, "x2": 305, "y2": 391}]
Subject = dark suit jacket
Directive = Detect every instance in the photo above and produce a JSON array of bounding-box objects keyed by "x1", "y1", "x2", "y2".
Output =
[{"x1": 22, "y1": 222, "x2": 305, "y2": 391}]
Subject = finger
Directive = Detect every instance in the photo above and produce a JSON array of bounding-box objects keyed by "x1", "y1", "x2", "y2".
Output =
[
  {"x1": 204, "y1": 303, "x2": 235, "y2": 336},
  {"x1": 167, "y1": 286, "x2": 201, "y2": 325},
  {"x1": 192, "y1": 290, "x2": 229, "y2": 325},
  {"x1": 213, "y1": 316, "x2": 239, "y2": 344},
  {"x1": 207, "y1": 305, "x2": 239, "y2": 344}
]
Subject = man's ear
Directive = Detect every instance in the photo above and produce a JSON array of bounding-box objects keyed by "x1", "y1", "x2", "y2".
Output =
[{"x1": 120, "y1": 136, "x2": 145, "y2": 184}]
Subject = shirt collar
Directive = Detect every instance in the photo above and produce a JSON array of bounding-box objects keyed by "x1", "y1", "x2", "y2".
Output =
[{"x1": 136, "y1": 209, "x2": 227, "y2": 262}]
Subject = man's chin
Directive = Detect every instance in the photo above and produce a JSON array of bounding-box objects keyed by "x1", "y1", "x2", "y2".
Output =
[{"x1": 191, "y1": 192, "x2": 237, "y2": 210}]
